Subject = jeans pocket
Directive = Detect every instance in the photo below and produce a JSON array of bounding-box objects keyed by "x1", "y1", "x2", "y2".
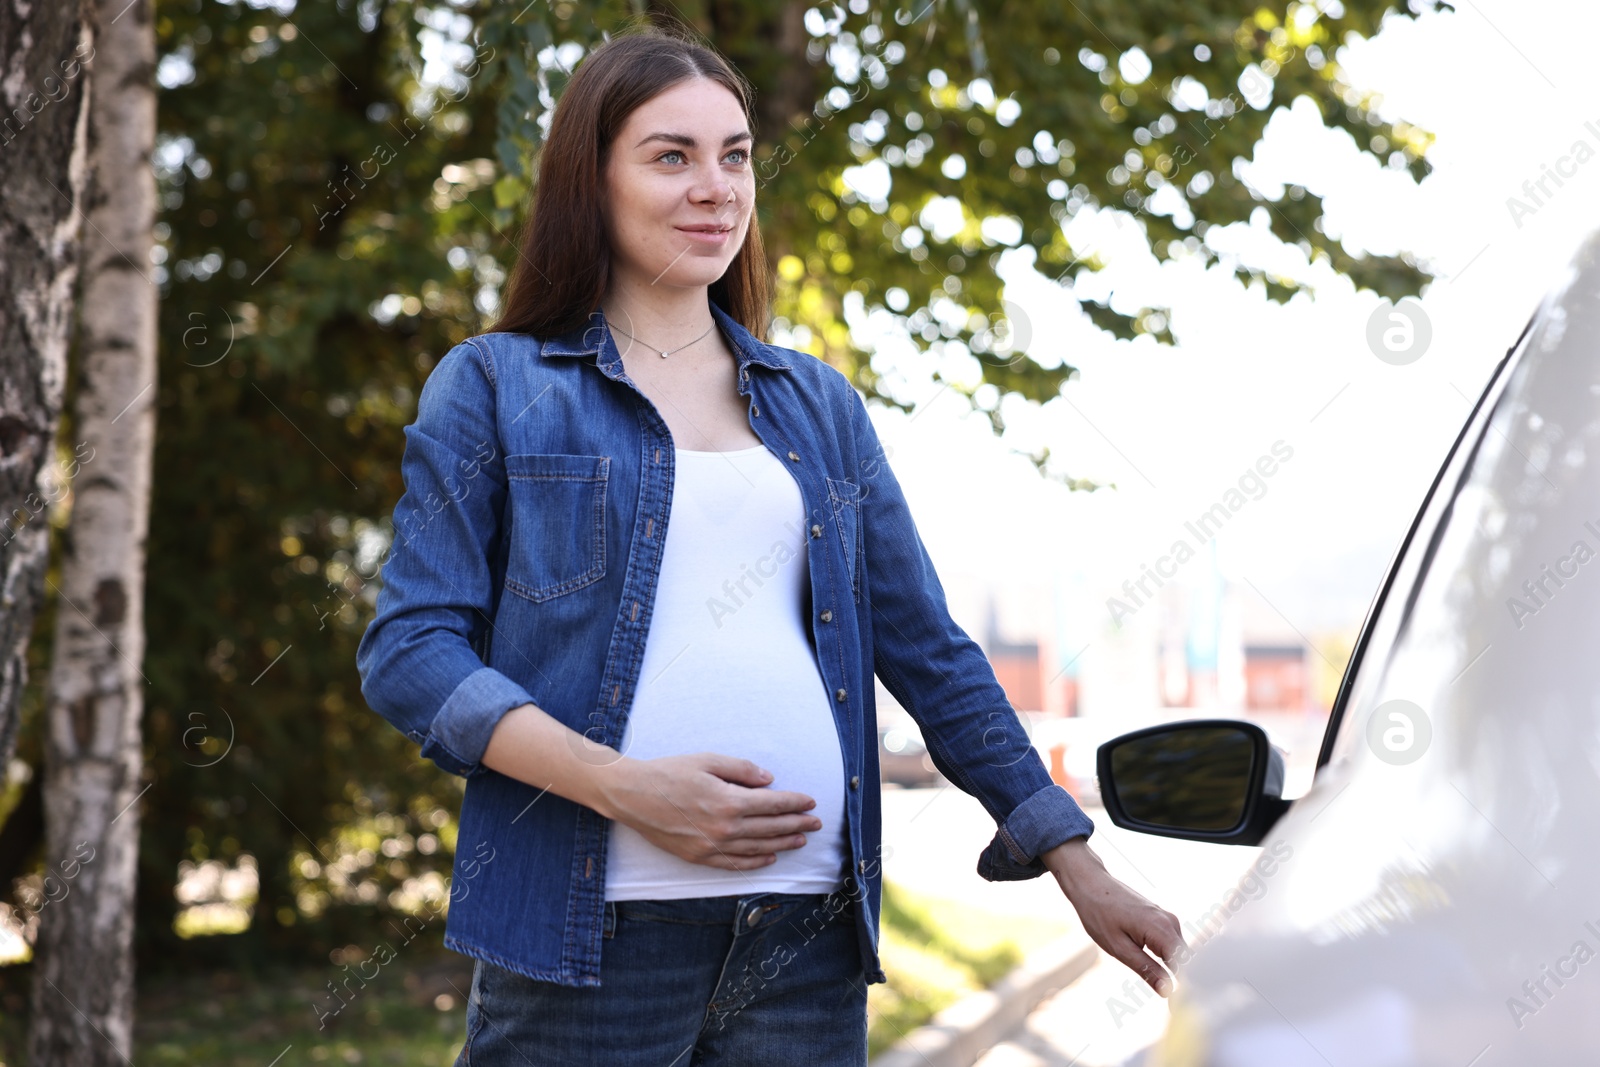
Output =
[
  {"x1": 503, "y1": 453, "x2": 609, "y2": 602},
  {"x1": 825, "y1": 476, "x2": 862, "y2": 601},
  {"x1": 456, "y1": 959, "x2": 492, "y2": 1066}
]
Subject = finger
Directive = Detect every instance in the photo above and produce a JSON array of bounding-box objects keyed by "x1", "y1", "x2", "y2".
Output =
[
  {"x1": 704, "y1": 853, "x2": 777, "y2": 871},
  {"x1": 726, "y1": 786, "x2": 818, "y2": 817},
  {"x1": 663, "y1": 829, "x2": 777, "y2": 870},
  {"x1": 736, "y1": 813, "x2": 824, "y2": 838},
  {"x1": 1143, "y1": 912, "x2": 1191, "y2": 968},
  {"x1": 1113, "y1": 931, "x2": 1176, "y2": 998},
  {"x1": 720, "y1": 833, "x2": 809, "y2": 855},
  {"x1": 700, "y1": 754, "x2": 773, "y2": 787}
]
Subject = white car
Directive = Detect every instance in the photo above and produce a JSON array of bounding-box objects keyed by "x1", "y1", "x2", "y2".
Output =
[{"x1": 1097, "y1": 232, "x2": 1600, "y2": 1065}]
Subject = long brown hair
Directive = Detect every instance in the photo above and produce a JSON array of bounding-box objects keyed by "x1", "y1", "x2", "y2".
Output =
[{"x1": 488, "y1": 18, "x2": 772, "y2": 342}]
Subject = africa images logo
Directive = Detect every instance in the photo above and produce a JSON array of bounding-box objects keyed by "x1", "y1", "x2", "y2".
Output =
[{"x1": 1364, "y1": 699, "x2": 1431, "y2": 765}]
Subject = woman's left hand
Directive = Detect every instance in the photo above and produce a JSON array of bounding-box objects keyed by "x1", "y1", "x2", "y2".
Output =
[{"x1": 1044, "y1": 837, "x2": 1189, "y2": 997}]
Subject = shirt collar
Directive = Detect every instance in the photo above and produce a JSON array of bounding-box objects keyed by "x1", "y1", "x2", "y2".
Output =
[{"x1": 538, "y1": 296, "x2": 793, "y2": 373}]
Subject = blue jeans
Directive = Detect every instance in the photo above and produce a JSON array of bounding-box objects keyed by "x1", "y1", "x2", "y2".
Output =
[{"x1": 454, "y1": 886, "x2": 869, "y2": 1065}]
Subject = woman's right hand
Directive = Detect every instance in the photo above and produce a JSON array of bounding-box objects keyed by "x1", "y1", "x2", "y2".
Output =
[{"x1": 595, "y1": 753, "x2": 823, "y2": 870}]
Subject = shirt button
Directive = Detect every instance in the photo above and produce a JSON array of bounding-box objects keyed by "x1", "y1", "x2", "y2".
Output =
[
  {"x1": 835, "y1": 688, "x2": 847, "y2": 702},
  {"x1": 787, "y1": 450, "x2": 799, "y2": 461},
  {"x1": 752, "y1": 403, "x2": 760, "y2": 417},
  {"x1": 849, "y1": 775, "x2": 859, "y2": 789},
  {"x1": 820, "y1": 609, "x2": 832, "y2": 622},
  {"x1": 810, "y1": 524, "x2": 822, "y2": 538}
]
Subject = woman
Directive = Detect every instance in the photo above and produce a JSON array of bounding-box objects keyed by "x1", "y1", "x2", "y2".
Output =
[{"x1": 356, "y1": 19, "x2": 1185, "y2": 1066}]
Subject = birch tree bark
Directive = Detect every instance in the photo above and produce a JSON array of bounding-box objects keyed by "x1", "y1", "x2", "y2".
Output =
[
  {"x1": 28, "y1": 0, "x2": 157, "y2": 1061},
  {"x1": 0, "y1": 0, "x2": 93, "y2": 785}
]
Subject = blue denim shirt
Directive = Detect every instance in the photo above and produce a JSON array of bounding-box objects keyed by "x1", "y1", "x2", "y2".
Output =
[{"x1": 355, "y1": 295, "x2": 1095, "y2": 987}]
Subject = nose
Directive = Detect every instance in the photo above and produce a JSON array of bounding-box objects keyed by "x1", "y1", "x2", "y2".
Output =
[{"x1": 695, "y1": 177, "x2": 737, "y2": 215}]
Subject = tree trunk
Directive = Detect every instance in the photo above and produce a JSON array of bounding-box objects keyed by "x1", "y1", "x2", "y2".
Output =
[
  {"x1": 0, "y1": 0, "x2": 93, "y2": 785},
  {"x1": 28, "y1": 0, "x2": 157, "y2": 1062},
  {"x1": 696, "y1": 0, "x2": 815, "y2": 268}
]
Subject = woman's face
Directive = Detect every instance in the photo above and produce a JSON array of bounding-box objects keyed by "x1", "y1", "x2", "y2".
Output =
[{"x1": 601, "y1": 77, "x2": 756, "y2": 294}]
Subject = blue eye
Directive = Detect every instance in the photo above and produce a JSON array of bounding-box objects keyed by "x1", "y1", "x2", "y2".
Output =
[{"x1": 657, "y1": 149, "x2": 751, "y2": 165}]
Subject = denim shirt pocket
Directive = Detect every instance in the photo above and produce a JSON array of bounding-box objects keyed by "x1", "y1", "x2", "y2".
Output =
[
  {"x1": 503, "y1": 453, "x2": 609, "y2": 602},
  {"x1": 825, "y1": 475, "x2": 863, "y2": 602}
]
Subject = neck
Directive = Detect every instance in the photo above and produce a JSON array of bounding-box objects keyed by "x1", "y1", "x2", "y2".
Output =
[{"x1": 599, "y1": 278, "x2": 716, "y2": 352}]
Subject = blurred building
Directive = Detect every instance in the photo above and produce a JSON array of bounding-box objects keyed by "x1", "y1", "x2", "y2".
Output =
[
  {"x1": 984, "y1": 597, "x2": 1045, "y2": 714},
  {"x1": 969, "y1": 542, "x2": 1324, "y2": 722},
  {"x1": 1242, "y1": 643, "x2": 1309, "y2": 710},
  {"x1": 1152, "y1": 583, "x2": 1312, "y2": 713}
]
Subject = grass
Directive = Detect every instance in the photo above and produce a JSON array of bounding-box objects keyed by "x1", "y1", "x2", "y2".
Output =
[
  {"x1": 865, "y1": 879, "x2": 1080, "y2": 1058},
  {"x1": 0, "y1": 880, "x2": 1077, "y2": 1064},
  {"x1": 0, "y1": 952, "x2": 473, "y2": 1067}
]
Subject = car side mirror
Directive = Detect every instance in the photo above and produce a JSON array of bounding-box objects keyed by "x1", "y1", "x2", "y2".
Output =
[{"x1": 1096, "y1": 719, "x2": 1291, "y2": 845}]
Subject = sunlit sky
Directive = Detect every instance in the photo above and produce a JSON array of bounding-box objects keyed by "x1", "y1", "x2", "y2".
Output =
[{"x1": 821, "y1": 0, "x2": 1600, "y2": 686}]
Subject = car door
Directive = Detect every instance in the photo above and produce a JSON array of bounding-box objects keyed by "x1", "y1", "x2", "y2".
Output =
[{"x1": 1137, "y1": 235, "x2": 1600, "y2": 1065}]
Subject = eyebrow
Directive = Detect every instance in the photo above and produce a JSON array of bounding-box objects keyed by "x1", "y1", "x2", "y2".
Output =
[{"x1": 634, "y1": 131, "x2": 753, "y2": 150}]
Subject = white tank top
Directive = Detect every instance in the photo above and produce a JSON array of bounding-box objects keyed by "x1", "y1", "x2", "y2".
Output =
[{"x1": 603, "y1": 443, "x2": 848, "y2": 900}]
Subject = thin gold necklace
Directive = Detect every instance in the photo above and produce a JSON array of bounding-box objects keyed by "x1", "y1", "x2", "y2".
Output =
[{"x1": 606, "y1": 317, "x2": 717, "y2": 359}]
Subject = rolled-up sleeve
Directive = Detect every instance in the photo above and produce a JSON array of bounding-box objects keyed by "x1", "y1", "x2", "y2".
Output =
[
  {"x1": 977, "y1": 782, "x2": 1096, "y2": 881},
  {"x1": 839, "y1": 375, "x2": 1094, "y2": 881},
  {"x1": 355, "y1": 339, "x2": 535, "y2": 778}
]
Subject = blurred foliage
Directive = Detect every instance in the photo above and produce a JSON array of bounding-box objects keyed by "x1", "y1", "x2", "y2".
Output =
[
  {"x1": 879, "y1": 878, "x2": 1021, "y2": 985},
  {"x1": 127, "y1": 0, "x2": 504, "y2": 969},
  {"x1": 472, "y1": 0, "x2": 1447, "y2": 466},
  {"x1": 1, "y1": 0, "x2": 1446, "y2": 976},
  {"x1": 868, "y1": 878, "x2": 1074, "y2": 1056},
  {"x1": 0, "y1": 950, "x2": 473, "y2": 1065}
]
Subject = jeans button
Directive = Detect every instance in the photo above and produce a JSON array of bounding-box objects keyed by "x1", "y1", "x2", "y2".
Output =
[{"x1": 746, "y1": 906, "x2": 763, "y2": 928}]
